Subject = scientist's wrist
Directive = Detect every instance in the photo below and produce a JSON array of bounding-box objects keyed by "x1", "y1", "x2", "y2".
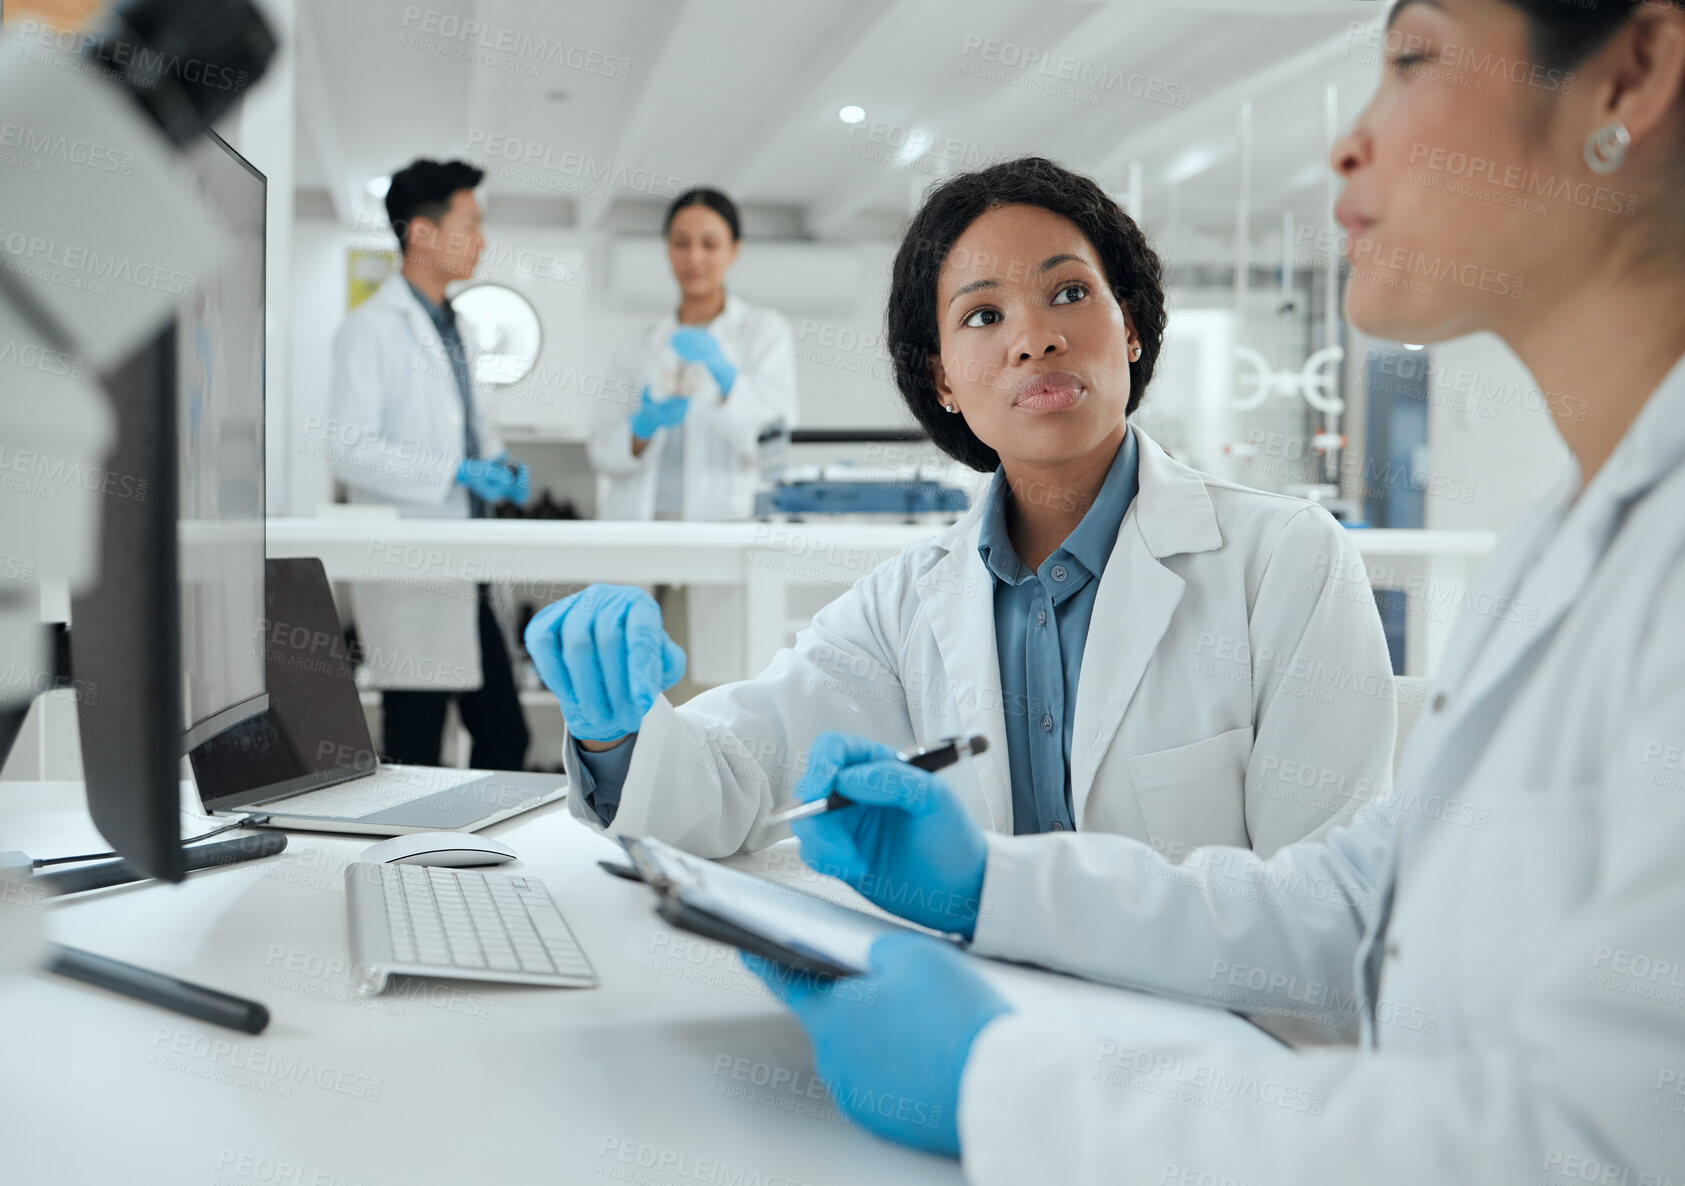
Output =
[{"x1": 577, "y1": 734, "x2": 631, "y2": 753}]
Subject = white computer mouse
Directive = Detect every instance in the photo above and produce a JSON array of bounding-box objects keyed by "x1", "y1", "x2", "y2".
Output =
[{"x1": 359, "y1": 831, "x2": 519, "y2": 867}]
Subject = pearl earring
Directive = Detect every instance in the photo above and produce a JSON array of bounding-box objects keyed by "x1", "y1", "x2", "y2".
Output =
[
  {"x1": 943, "y1": 403, "x2": 959, "y2": 414},
  {"x1": 1585, "y1": 122, "x2": 1630, "y2": 175}
]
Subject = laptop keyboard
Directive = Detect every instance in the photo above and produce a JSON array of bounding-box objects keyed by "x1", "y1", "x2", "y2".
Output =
[{"x1": 268, "y1": 768, "x2": 486, "y2": 818}]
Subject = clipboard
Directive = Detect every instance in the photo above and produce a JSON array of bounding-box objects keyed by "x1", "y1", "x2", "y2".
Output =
[{"x1": 613, "y1": 836, "x2": 915, "y2": 979}]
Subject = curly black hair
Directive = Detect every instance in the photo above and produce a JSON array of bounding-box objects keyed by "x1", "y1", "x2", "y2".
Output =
[{"x1": 886, "y1": 156, "x2": 1167, "y2": 473}]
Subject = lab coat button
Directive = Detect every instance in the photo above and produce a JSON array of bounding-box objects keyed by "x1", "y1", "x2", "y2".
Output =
[
  {"x1": 1385, "y1": 943, "x2": 1400, "y2": 959},
  {"x1": 1040, "y1": 714, "x2": 1054, "y2": 732},
  {"x1": 1432, "y1": 693, "x2": 1448, "y2": 712}
]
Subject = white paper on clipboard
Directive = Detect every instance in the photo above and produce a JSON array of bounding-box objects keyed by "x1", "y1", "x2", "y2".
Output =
[{"x1": 623, "y1": 836, "x2": 911, "y2": 973}]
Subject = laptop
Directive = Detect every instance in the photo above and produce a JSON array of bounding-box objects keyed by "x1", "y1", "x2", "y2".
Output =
[{"x1": 189, "y1": 557, "x2": 566, "y2": 835}]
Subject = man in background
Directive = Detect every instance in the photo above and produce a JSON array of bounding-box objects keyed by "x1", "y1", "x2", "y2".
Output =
[{"x1": 327, "y1": 159, "x2": 529, "y2": 770}]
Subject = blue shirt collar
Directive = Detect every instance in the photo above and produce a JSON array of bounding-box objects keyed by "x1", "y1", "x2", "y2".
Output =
[
  {"x1": 977, "y1": 426, "x2": 1141, "y2": 591},
  {"x1": 404, "y1": 276, "x2": 455, "y2": 331}
]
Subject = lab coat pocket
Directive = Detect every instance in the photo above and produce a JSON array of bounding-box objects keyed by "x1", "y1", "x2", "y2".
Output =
[{"x1": 1127, "y1": 727, "x2": 1253, "y2": 856}]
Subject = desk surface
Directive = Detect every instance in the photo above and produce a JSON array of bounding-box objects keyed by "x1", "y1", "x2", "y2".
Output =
[{"x1": 0, "y1": 781, "x2": 1277, "y2": 1185}]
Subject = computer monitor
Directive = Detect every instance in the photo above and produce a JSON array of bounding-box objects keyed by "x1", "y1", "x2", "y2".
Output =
[
  {"x1": 176, "y1": 128, "x2": 268, "y2": 751},
  {"x1": 69, "y1": 321, "x2": 188, "y2": 882},
  {"x1": 67, "y1": 132, "x2": 269, "y2": 882}
]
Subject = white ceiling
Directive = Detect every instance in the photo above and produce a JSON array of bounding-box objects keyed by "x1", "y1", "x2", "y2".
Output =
[{"x1": 295, "y1": 0, "x2": 1387, "y2": 240}]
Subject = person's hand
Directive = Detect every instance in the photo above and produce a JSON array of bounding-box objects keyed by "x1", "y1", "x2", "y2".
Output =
[
  {"x1": 628, "y1": 385, "x2": 691, "y2": 441},
  {"x1": 522, "y1": 584, "x2": 686, "y2": 742},
  {"x1": 502, "y1": 456, "x2": 530, "y2": 507},
  {"x1": 670, "y1": 328, "x2": 738, "y2": 396},
  {"x1": 743, "y1": 931, "x2": 1011, "y2": 1158},
  {"x1": 456, "y1": 455, "x2": 522, "y2": 503},
  {"x1": 790, "y1": 731, "x2": 987, "y2": 938}
]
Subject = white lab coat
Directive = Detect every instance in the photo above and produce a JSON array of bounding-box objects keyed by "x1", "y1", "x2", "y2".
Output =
[
  {"x1": 326, "y1": 272, "x2": 505, "y2": 691},
  {"x1": 588, "y1": 293, "x2": 799, "y2": 686},
  {"x1": 564, "y1": 425, "x2": 1399, "y2": 864},
  {"x1": 955, "y1": 352, "x2": 1685, "y2": 1186}
]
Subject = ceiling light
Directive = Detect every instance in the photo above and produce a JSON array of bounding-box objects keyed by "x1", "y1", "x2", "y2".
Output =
[
  {"x1": 366, "y1": 175, "x2": 391, "y2": 199},
  {"x1": 838, "y1": 105, "x2": 866, "y2": 124}
]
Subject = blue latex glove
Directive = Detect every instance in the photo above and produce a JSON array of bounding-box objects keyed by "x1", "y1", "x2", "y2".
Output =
[
  {"x1": 456, "y1": 455, "x2": 522, "y2": 504},
  {"x1": 522, "y1": 584, "x2": 686, "y2": 742},
  {"x1": 791, "y1": 731, "x2": 988, "y2": 939},
  {"x1": 504, "y1": 457, "x2": 530, "y2": 507},
  {"x1": 628, "y1": 385, "x2": 691, "y2": 441},
  {"x1": 670, "y1": 328, "x2": 738, "y2": 396},
  {"x1": 744, "y1": 931, "x2": 1011, "y2": 1158}
]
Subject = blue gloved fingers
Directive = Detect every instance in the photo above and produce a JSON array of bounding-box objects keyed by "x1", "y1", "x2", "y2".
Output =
[
  {"x1": 523, "y1": 595, "x2": 580, "y2": 707},
  {"x1": 709, "y1": 361, "x2": 738, "y2": 397},
  {"x1": 794, "y1": 731, "x2": 900, "y2": 804},
  {"x1": 621, "y1": 594, "x2": 668, "y2": 712},
  {"x1": 511, "y1": 463, "x2": 531, "y2": 506},
  {"x1": 629, "y1": 386, "x2": 659, "y2": 440},
  {"x1": 592, "y1": 593, "x2": 636, "y2": 722},
  {"x1": 660, "y1": 633, "x2": 687, "y2": 692},
  {"x1": 832, "y1": 758, "x2": 947, "y2": 817},
  {"x1": 559, "y1": 587, "x2": 618, "y2": 738},
  {"x1": 669, "y1": 328, "x2": 715, "y2": 361},
  {"x1": 790, "y1": 817, "x2": 868, "y2": 886}
]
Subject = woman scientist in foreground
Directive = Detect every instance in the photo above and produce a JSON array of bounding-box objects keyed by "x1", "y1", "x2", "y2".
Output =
[
  {"x1": 736, "y1": 0, "x2": 1685, "y2": 1180},
  {"x1": 528, "y1": 155, "x2": 1400, "y2": 905},
  {"x1": 588, "y1": 187, "x2": 799, "y2": 684}
]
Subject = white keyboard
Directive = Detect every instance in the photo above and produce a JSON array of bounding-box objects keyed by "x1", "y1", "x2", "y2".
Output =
[{"x1": 346, "y1": 862, "x2": 598, "y2": 995}]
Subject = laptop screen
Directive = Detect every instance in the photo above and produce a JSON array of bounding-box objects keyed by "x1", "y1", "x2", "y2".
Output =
[{"x1": 190, "y1": 557, "x2": 378, "y2": 809}]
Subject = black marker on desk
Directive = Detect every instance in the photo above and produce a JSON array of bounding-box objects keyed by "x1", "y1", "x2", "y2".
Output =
[{"x1": 766, "y1": 734, "x2": 990, "y2": 827}]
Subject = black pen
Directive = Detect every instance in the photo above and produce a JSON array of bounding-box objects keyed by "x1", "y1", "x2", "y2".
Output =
[{"x1": 766, "y1": 734, "x2": 990, "y2": 827}]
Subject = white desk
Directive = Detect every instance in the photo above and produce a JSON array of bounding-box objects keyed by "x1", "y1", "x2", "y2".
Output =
[{"x1": 1, "y1": 781, "x2": 1278, "y2": 1185}]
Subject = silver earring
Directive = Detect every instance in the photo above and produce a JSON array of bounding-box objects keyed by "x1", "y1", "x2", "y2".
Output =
[{"x1": 1585, "y1": 122, "x2": 1630, "y2": 175}]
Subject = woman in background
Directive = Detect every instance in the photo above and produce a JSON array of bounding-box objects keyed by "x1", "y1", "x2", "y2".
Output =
[{"x1": 588, "y1": 187, "x2": 799, "y2": 685}]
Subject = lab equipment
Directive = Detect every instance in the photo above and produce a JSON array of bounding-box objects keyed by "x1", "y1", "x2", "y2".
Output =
[
  {"x1": 766, "y1": 734, "x2": 988, "y2": 825},
  {"x1": 346, "y1": 862, "x2": 597, "y2": 995},
  {"x1": 523, "y1": 584, "x2": 687, "y2": 741},
  {"x1": 190, "y1": 559, "x2": 567, "y2": 836},
  {"x1": 745, "y1": 930, "x2": 1010, "y2": 1158},
  {"x1": 783, "y1": 732, "x2": 989, "y2": 938},
  {"x1": 359, "y1": 831, "x2": 519, "y2": 867}
]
